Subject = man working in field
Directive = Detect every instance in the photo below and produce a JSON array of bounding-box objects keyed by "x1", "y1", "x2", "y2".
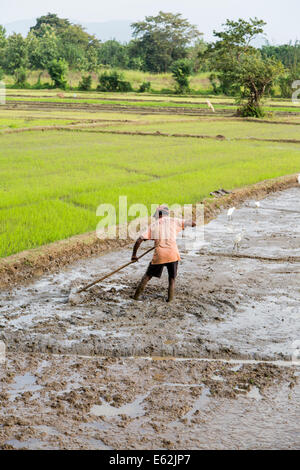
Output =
[{"x1": 131, "y1": 205, "x2": 196, "y2": 302}]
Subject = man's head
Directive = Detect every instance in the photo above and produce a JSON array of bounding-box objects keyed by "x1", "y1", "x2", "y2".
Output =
[{"x1": 154, "y1": 205, "x2": 169, "y2": 219}]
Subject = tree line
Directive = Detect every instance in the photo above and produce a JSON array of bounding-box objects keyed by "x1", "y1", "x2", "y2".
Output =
[{"x1": 0, "y1": 12, "x2": 299, "y2": 116}]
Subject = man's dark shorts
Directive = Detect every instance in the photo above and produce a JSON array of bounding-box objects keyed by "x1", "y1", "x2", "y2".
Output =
[{"x1": 146, "y1": 261, "x2": 178, "y2": 279}]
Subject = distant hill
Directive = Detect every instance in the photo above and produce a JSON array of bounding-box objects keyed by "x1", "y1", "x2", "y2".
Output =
[
  {"x1": 4, "y1": 19, "x2": 35, "y2": 36},
  {"x1": 4, "y1": 18, "x2": 133, "y2": 43}
]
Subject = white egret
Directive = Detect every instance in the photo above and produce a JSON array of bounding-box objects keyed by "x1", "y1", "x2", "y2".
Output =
[
  {"x1": 227, "y1": 207, "x2": 236, "y2": 221},
  {"x1": 206, "y1": 100, "x2": 215, "y2": 113},
  {"x1": 298, "y1": 174, "x2": 300, "y2": 184},
  {"x1": 233, "y1": 230, "x2": 245, "y2": 252},
  {"x1": 255, "y1": 201, "x2": 261, "y2": 208}
]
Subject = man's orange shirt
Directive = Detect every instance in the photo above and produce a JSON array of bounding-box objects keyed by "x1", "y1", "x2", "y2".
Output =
[{"x1": 141, "y1": 217, "x2": 185, "y2": 265}]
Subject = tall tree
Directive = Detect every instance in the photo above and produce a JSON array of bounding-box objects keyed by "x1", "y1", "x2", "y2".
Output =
[
  {"x1": 209, "y1": 17, "x2": 266, "y2": 95},
  {"x1": 209, "y1": 18, "x2": 284, "y2": 116},
  {"x1": 30, "y1": 13, "x2": 70, "y2": 37},
  {"x1": 131, "y1": 11, "x2": 201, "y2": 72},
  {"x1": 0, "y1": 26, "x2": 6, "y2": 70},
  {"x1": 3, "y1": 33, "x2": 28, "y2": 73},
  {"x1": 27, "y1": 25, "x2": 58, "y2": 69}
]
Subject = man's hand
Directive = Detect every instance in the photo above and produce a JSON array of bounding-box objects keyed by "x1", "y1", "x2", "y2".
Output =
[{"x1": 131, "y1": 255, "x2": 138, "y2": 262}]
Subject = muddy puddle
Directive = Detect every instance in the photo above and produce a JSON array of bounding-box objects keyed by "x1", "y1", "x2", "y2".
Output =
[
  {"x1": 0, "y1": 354, "x2": 299, "y2": 449},
  {"x1": 0, "y1": 187, "x2": 299, "y2": 360}
]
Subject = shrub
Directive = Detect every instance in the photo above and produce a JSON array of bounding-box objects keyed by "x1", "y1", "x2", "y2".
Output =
[
  {"x1": 171, "y1": 59, "x2": 192, "y2": 94},
  {"x1": 79, "y1": 74, "x2": 92, "y2": 91},
  {"x1": 138, "y1": 81, "x2": 151, "y2": 92},
  {"x1": 97, "y1": 70, "x2": 132, "y2": 92},
  {"x1": 237, "y1": 103, "x2": 265, "y2": 118},
  {"x1": 48, "y1": 59, "x2": 68, "y2": 89},
  {"x1": 14, "y1": 67, "x2": 28, "y2": 87}
]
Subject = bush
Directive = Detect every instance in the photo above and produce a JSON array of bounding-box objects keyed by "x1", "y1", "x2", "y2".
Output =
[
  {"x1": 0, "y1": 68, "x2": 4, "y2": 80},
  {"x1": 48, "y1": 59, "x2": 68, "y2": 89},
  {"x1": 138, "y1": 81, "x2": 151, "y2": 92},
  {"x1": 237, "y1": 103, "x2": 265, "y2": 118},
  {"x1": 171, "y1": 59, "x2": 192, "y2": 94},
  {"x1": 79, "y1": 74, "x2": 92, "y2": 91},
  {"x1": 14, "y1": 67, "x2": 28, "y2": 87},
  {"x1": 97, "y1": 71, "x2": 132, "y2": 92}
]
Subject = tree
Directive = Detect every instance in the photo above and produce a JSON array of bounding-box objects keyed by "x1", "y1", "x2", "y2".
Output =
[
  {"x1": 30, "y1": 13, "x2": 101, "y2": 70},
  {"x1": 208, "y1": 18, "x2": 284, "y2": 115},
  {"x1": 232, "y1": 52, "x2": 284, "y2": 116},
  {"x1": 0, "y1": 26, "x2": 6, "y2": 70},
  {"x1": 98, "y1": 40, "x2": 129, "y2": 69},
  {"x1": 171, "y1": 59, "x2": 192, "y2": 93},
  {"x1": 48, "y1": 59, "x2": 68, "y2": 89},
  {"x1": 3, "y1": 33, "x2": 28, "y2": 73},
  {"x1": 131, "y1": 11, "x2": 201, "y2": 72},
  {"x1": 27, "y1": 25, "x2": 58, "y2": 69},
  {"x1": 209, "y1": 17, "x2": 266, "y2": 95},
  {"x1": 30, "y1": 13, "x2": 70, "y2": 37}
]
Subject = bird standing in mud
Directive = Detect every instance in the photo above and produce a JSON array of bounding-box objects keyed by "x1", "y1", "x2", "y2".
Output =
[
  {"x1": 233, "y1": 230, "x2": 245, "y2": 252},
  {"x1": 131, "y1": 205, "x2": 196, "y2": 302},
  {"x1": 206, "y1": 100, "x2": 215, "y2": 113},
  {"x1": 227, "y1": 207, "x2": 236, "y2": 221}
]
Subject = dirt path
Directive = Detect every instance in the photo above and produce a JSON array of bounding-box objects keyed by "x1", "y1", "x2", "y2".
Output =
[{"x1": 0, "y1": 187, "x2": 299, "y2": 449}]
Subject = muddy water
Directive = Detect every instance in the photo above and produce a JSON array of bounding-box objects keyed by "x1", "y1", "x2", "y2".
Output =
[
  {"x1": 0, "y1": 354, "x2": 299, "y2": 449},
  {"x1": 0, "y1": 187, "x2": 299, "y2": 360}
]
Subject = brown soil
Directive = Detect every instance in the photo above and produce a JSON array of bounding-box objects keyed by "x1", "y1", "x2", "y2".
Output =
[{"x1": 0, "y1": 353, "x2": 298, "y2": 450}]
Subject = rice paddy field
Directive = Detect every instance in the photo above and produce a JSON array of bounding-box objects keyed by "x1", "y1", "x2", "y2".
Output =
[{"x1": 0, "y1": 91, "x2": 300, "y2": 258}]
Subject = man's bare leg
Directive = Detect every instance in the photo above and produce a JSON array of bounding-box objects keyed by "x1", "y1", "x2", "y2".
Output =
[
  {"x1": 167, "y1": 278, "x2": 175, "y2": 302},
  {"x1": 134, "y1": 274, "x2": 152, "y2": 300}
]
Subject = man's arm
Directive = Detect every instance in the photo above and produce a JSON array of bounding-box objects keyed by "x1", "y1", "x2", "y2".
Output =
[{"x1": 131, "y1": 236, "x2": 144, "y2": 262}]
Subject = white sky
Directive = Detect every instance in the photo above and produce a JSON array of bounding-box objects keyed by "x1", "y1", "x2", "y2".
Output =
[{"x1": 2, "y1": 0, "x2": 299, "y2": 44}]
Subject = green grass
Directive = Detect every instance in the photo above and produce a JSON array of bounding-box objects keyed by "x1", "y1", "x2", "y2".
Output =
[
  {"x1": 3, "y1": 69, "x2": 213, "y2": 93},
  {"x1": 0, "y1": 117, "x2": 75, "y2": 129},
  {"x1": 104, "y1": 120, "x2": 300, "y2": 140},
  {"x1": 0, "y1": 129, "x2": 299, "y2": 258}
]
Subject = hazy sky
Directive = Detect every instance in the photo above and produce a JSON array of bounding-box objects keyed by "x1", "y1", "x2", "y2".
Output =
[{"x1": 3, "y1": 0, "x2": 299, "y2": 43}]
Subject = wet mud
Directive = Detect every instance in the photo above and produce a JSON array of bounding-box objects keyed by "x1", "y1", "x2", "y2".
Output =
[
  {"x1": 0, "y1": 354, "x2": 299, "y2": 449},
  {"x1": 0, "y1": 187, "x2": 299, "y2": 360},
  {"x1": 0, "y1": 187, "x2": 299, "y2": 449}
]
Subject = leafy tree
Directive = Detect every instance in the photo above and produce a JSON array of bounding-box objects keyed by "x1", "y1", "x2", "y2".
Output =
[
  {"x1": 171, "y1": 59, "x2": 192, "y2": 93},
  {"x1": 208, "y1": 18, "x2": 284, "y2": 115},
  {"x1": 278, "y1": 66, "x2": 300, "y2": 98},
  {"x1": 131, "y1": 11, "x2": 201, "y2": 72},
  {"x1": 0, "y1": 26, "x2": 6, "y2": 69},
  {"x1": 3, "y1": 33, "x2": 28, "y2": 73},
  {"x1": 261, "y1": 41, "x2": 300, "y2": 70},
  {"x1": 98, "y1": 40, "x2": 129, "y2": 69},
  {"x1": 209, "y1": 18, "x2": 266, "y2": 95},
  {"x1": 30, "y1": 13, "x2": 101, "y2": 70},
  {"x1": 30, "y1": 13, "x2": 70, "y2": 37},
  {"x1": 233, "y1": 52, "x2": 284, "y2": 116},
  {"x1": 0, "y1": 26, "x2": 6, "y2": 49},
  {"x1": 188, "y1": 38, "x2": 209, "y2": 72},
  {"x1": 27, "y1": 25, "x2": 58, "y2": 69},
  {"x1": 97, "y1": 70, "x2": 132, "y2": 92},
  {"x1": 48, "y1": 59, "x2": 68, "y2": 89}
]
